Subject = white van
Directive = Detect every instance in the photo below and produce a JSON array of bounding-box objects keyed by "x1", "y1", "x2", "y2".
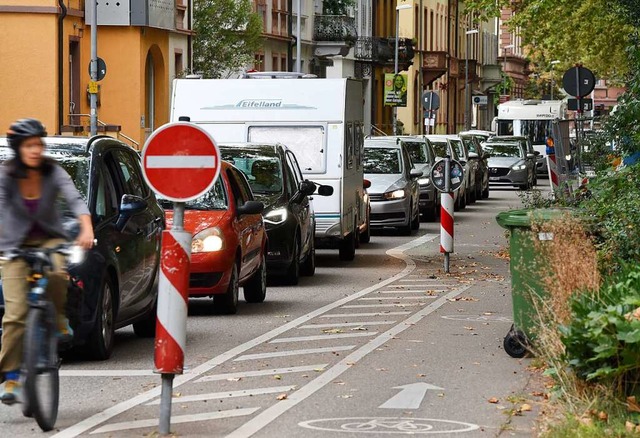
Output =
[{"x1": 170, "y1": 76, "x2": 369, "y2": 261}]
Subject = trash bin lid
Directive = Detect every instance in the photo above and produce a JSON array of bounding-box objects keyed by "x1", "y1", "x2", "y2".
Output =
[{"x1": 496, "y1": 208, "x2": 573, "y2": 229}]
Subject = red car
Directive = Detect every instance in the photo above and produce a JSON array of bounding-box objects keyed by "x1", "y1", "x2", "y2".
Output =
[{"x1": 162, "y1": 161, "x2": 267, "y2": 314}]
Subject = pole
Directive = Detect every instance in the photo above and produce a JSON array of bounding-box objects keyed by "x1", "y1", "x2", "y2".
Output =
[
  {"x1": 90, "y1": 0, "x2": 98, "y2": 136},
  {"x1": 440, "y1": 157, "x2": 454, "y2": 273},
  {"x1": 393, "y1": 8, "x2": 399, "y2": 135},
  {"x1": 296, "y1": 0, "x2": 301, "y2": 72},
  {"x1": 155, "y1": 201, "x2": 191, "y2": 435},
  {"x1": 464, "y1": 39, "x2": 469, "y2": 131}
]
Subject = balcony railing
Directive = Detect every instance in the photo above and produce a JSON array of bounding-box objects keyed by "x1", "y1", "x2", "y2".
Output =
[
  {"x1": 313, "y1": 15, "x2": 357, "y2": 43},
  {"x1": 355, "y1": 37, "x2": 415, "y2": 66}
]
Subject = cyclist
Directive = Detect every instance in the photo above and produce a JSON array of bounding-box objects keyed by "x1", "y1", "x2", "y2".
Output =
[{"x1": 0, "y1": 119, "x2": 94, "y2": 405}]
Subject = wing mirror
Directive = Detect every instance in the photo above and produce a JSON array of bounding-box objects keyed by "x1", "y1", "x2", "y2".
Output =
[
  {"x1": 299, "y1": 180, "x2": 317, "y2": 196},
  {"x1": 237, "y1": 200, "x2": 264, "y2": 215},
  {"x1": 526, "y1": 153, "x2": 536, "y2": 159},
  {"x1": 363, "y1": 179, "x2": 372, "y2": 189},
  {"x1": 410, "y1": 169, "x2": 423, "y2": 178},
  {"x1": 318, "y1": 185, "x2": 334, "y2": 196},
  {"x1": 116, "y1": 194, "x2": 147, "y2": 231}
]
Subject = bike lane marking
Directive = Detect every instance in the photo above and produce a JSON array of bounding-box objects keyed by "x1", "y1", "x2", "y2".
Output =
[
  {"x1": 298, "y1": 417, "x2": 479, "y2": 434},
  {"x1": 53, "y1": 234, "x2": 438, "y2": 438}
]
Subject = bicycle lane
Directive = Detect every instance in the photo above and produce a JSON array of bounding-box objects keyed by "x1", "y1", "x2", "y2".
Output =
[{"x1": 246, "y1": 235, "x2": 541, "y2": 436}]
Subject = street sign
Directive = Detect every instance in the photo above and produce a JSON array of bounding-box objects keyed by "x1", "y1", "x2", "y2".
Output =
[
  {"x1": 472, "y1": 95, "x2": 488, "y2": 105},
  {"x1": 422, "y1": 91, "x2": 440, "y2": 110},
  {"x1": 141, "y1": 122, "x2": 221, "y2": 202},
  {"x1": 88, "y1": 57, "x2": 107, "y2": 81},
  {"x1": 562, "y1": 66, "x2": 595, "y2": 98},
  {"x1": 430, "y1": 158, "x2": 464, "y2": 192},
  {"x1": 568, "y1": 98, "x2": 593, "y2": 111}
]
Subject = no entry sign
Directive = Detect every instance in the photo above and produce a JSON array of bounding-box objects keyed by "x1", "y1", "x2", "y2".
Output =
[{"x1": 142, "y1": 122, "x2": 220, "y2": 202}]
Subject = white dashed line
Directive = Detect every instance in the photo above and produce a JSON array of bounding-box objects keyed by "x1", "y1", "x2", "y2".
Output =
[
  {"x1": 269, "y1": 332, "x2": 377, "y2": 343},
  {"x1": 196, "y1": 365, "x2": 329, "y2": 383},
  {"x1": 233, "y1": 345, "x2": 355, "y2": 361}
]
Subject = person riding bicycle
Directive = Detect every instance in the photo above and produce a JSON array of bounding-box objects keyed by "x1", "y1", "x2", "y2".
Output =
[{"x1": 0, "y1": 119, "x2": 94, "y2": 405}]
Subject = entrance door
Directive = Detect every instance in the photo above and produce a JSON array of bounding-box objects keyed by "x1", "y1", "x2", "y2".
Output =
[{"x1": 69, "y1": 40, "x2": 81, "y2": 125}]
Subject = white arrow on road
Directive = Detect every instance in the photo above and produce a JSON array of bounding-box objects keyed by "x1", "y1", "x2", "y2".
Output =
[{"x1": 379, "y1": 382, "x2": 444, "y2": 409}]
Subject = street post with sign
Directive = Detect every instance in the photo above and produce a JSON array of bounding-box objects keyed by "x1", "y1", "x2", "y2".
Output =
[
  {"x1": 562, "y1": 65, "x2": 596, "y2": 173},
  {"x1": 141, "y1": 119, "x2": 221, "y2": 435},
  {"x1": 430, "y1": 157, "x2": 463, "y2": 273},
  {"x1": 422, "y1": 91, "x2": 440, "y2": 135}
]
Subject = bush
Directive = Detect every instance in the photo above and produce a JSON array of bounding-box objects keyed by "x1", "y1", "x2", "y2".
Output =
[{"x1": 560, "y1": 264, "x2": 640, "y2": 396}]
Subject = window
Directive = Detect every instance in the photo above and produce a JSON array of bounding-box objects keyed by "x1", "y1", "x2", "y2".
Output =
[
  {"x1": 363, "y1": 148, "x2": 402, "y2": 174},
  {"x1": 254, "y1": 52, "x2": 264, "y2": 72},
  {"x1": 114, "y1": 150, "x2": 146, "y2": 197},
  {"x1": 286, "y1": 151, "x2": 304, "y2": 188},
  {"x1": 174, "y1": 51, "x2": 183, "y2": 78},
  {"x1": 94, "y1": 168, "x2": 118, "y2": 221},
  {"x1": 248, "y1": 126, "x2": 326, "y2": 173},
  {"x1": 346, "y1": 123, "x2": 354, "y2": 169}
]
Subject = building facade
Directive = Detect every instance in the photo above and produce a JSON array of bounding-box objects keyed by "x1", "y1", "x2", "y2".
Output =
[{"x1": 0, "y1": 0, "x2": 192, "y2": 148}]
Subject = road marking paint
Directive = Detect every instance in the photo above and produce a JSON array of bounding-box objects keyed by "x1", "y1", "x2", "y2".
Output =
[
  {"x1": 358, "y1": 296, "x2": 436, "y2": 300},
  {"x1": 234, "y1": 345, "x2": 355, "y2": 361},
  {"x1": 196, "y1": 365, "x2": 329, "y2": 383},
  {"x1": 53, "y1": 233, "x2": 438, "y2": 438},
  {"x1": 90, "y1": 408, "x2": 259, "y2": 434},
  {"x1": 145, "y1": 155, "x2": 217, "y2": 168},
  {"x1": 269, "y1": 332, "x2": 377, "y2": 343},
  {"x1": 298, "y1": 321, "x2": 396, "y2": 329},
  {"x1": 379, "y1": 289, "x2": 447, "y2": 294},
  {"x1": 321, "y1": 312, "x2": 411, "y2": 317},
  {"x1": 60, "y1": 370, "x2": 156, "y2": 377},
  {"x1": 145, "y1": 386, "x2": 296, "y2": 405},
  {"x1": 341, "y1": 303, "x2": 426, "y2": 309},
  {"x1": 225, "y1": 286, "x2": 471, "y2": 438}
]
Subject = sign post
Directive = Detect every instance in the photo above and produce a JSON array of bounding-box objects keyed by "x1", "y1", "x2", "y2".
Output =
[
  {"x1": 141, "y1": 119, "x2": 220, "y2": 435},
  {"x1": 430, "y1": 157, "x2": 463, "y2": 273},
  {"x1": 422, "y1": 91, "x2": 440, "y2": 135}
]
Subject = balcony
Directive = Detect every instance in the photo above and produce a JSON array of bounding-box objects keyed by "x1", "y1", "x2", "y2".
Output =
[
  {"x1": 354, "y1": 37, "x2": 415, "y2": 69},
  {"x1": 421, "y1": 51, "x2": 448, "y2": 85},
  {"x1": 313, "y1": 15, "x2": 357, "y2": 57}
]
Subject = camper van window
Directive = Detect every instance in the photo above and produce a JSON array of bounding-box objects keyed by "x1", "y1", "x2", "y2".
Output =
[
  {"x1": 248, "y1": 126, "x2": 326, "y2": 173},
  {"x1": 355, "y1": 123, "x2": 364, "y2": 169},
  {"x1": 497, "y1": 120, "x2": 514, "y2": 136},
  {"x1": 347, "y1": 123, "x2": 355, "y2": 169},
  {"x1": 520, "y1": 120, "x2": 553, "y2": 145}
]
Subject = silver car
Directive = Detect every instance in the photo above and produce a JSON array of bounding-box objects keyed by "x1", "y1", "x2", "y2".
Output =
[
  {"x1": 483, "y1": 142, "x2": 536, "y2": 189},
  {"x1": 363, "y1": 138, "x2": 422, "y2": 235}
]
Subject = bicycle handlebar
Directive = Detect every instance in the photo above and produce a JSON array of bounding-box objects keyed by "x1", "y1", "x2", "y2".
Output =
[{"x1": 0, "y1": 239, "x2": 98, "y2": 264}]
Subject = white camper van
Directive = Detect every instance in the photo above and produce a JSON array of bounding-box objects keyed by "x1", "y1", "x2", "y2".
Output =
[{"x1": 170, "y1": 76, "x2": 368, "y2": 261}]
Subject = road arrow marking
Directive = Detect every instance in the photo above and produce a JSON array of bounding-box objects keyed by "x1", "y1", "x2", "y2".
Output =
[{"x1": 379, "y1": 383, "x2": 444, "y2": 409}]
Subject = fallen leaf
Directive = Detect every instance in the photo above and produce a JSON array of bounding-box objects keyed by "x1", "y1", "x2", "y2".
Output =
[
  {"x1": 274, "y1": 375, "x2": 282, "y2": 380},
  {"x1": 437, "y1": 393, "x2": 445, "y2": 397},
  {"x1": 464, "y1": 326, "x2": 474, "y2": 331},
  {"x1": 172, "y1": 392, "x2": 182, "y2": 398},
  {"x1": 350, "y1": 327, "x2": 367, "y2": 331},
  {"x1": 579, "y1": 417, "x2": 593, "y2": 426},
  {"x1": 275, "y1": 315, "x2": 291, "y2": 318},
  {"x1": 597, "y1": 411, "x2": 608, "y2": 421},
  {"x1": 520, "y1": 403, "x2": 532, "y2": 412},
  {"x1": 346, "y1": 362, "x2": 356, "y2": 365},
  {"x1": 376, "y1": 368, "x2": 388, "y2": 372},
  {"x1": 628, "y1": 396, "x2": 640, "y2": 413},
  {"x1": 417, "y1": 374, "x2": 426, "y2": 377},
  {"x1": 488, "y1": 397, "x2": 499, "y2": 404},
  {"x1": 339, "y1": 395, "x2": 353, "y2": 399},
  {"x1": 323, "y1": 328, "x2": 344, "y2": 334},
  {"x1": 226, "y1": 377, "x2": 241, "y2": 382},
  {"x1": 314, "y1": 368, "x2": 325, "y2": 372},
  {"x1": 334, "y1": 381, "x2": 346, "y2": 385},
  {"x1": 531, "y1": 391, "x2": 545, "y2": 397},
  {"x1": 626, "y1": 421, "x2": 636, "y2": 432},
  {"x1": 277, "y1": 394, "x2": 288, "y2": 400}
]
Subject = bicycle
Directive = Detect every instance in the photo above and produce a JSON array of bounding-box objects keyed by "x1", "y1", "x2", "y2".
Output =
[{"x1": 2, "y1": 242, "x2": 86, "y2": 431}]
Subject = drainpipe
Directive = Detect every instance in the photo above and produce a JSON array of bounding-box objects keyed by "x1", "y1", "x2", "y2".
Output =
[
  {"x1": 188, "y1": 0, "x2": 193, "y2": 73},
  {"x1": 58, "y1": 0, "x2": 67, "y2": 135},
  {"x1": 287, "y1": 0, "x2": 293, "y2": 71}
]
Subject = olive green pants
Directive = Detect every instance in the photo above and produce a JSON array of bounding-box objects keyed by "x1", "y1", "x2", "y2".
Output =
[{"x1": 0, "y1": 238, "x2": 68, "y2": 373}]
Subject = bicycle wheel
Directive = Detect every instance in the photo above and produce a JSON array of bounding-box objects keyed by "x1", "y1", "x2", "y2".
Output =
[{"x1": 23, "y1": 303, "x2": 60, "y2": 431}]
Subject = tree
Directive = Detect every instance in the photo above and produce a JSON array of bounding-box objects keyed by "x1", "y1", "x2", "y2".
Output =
[
  {"x1": 322, "y1": 0, "x2": 355, "y2": 15},
  {"x1": 193, "y1": 0, "x2": 264, "y2": 78},
  {"x1": 463, "y1": 0, "x2": 634, "y2": 81}
]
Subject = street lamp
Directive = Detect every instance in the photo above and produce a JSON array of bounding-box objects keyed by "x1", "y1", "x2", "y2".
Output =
[
  {"x1": 550, "y1": 60, "x2": 560, "y2": 100},
  {"x1": 502, "y1": 44, "x2": 515, "y2": 98},
  {"x1": 464, "y1": 29, "x2": 478, "y2": 131},
  {"x1": 393, "y1": 2, "x2": 412, "y2": 135}
]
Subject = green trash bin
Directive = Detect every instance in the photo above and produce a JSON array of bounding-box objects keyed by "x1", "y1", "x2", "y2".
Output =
[{"x1": 496, "y1": 208, "x2": 571, "y2": 358}]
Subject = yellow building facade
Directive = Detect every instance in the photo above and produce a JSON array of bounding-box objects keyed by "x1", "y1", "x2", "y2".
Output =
[{"x1": 0, "y1": 0, "x2": 190, "y2": 148}]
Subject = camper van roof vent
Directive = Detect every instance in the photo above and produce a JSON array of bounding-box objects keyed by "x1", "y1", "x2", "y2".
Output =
[
  {"x1": 241, "y1": 71, "x2": 318, "y2": 79},
  {"x1": 523, "y1": 99, "x2": 542, "y2": 105}
]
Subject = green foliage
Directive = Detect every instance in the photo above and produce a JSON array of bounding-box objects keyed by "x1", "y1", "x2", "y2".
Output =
[
  {"x1": 322, "y1": 0, "x2": 355, "y2": 15},
  {"x1": 560, "y1": 265, "x2": 640, "y2": 395},
  {"x1": 576, "y1": 164, "x2": 640, "y2": 273},
  {"x1": 193, "y1": 0, "x2": 264, "y2": 78}
]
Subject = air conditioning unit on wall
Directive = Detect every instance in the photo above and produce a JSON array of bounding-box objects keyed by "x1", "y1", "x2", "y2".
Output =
[{"x1": 472, "y1": 95, "x2": 488, "y2": 105}]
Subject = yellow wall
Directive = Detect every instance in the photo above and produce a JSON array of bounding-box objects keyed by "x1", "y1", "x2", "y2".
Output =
[{"x1": 0, "y1": 12, "x2": 58, "y2": 133}]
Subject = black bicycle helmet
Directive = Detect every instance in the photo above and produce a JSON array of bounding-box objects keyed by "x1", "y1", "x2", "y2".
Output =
[{"x1": 6, "y1": 118, "x2": 47, "y2": 151}]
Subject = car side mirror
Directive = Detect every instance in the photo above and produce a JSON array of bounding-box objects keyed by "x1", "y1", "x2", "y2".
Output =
[
  {"x1": 299, "y1": 180, "x2": 317, "y2": 196},
  {"x1": 237, "y1": 200, "x2": 264, "y2": 216},
  {"x1": 534, "y1": 151, "x2": 541, "y2": 156},
  {"x1": 116, "y1": 194, "x2": 147, "y2": 231},
  {"x1": 526, "y1": 153, "x2": 536, "y2": 159},
  {"x1": 410, "y1": 169, "x2": 423, "y2": 178},
  {"x1": 318, "y1": 185, "x2": 334, "y2": 196},
  {"x1": 363, "y1": 179, "x2": 372, "y2": 189}
]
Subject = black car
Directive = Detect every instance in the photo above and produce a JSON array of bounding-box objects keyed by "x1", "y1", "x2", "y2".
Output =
[
  {"x1": 0, "y1": 135, "x2": 164, "y2": 360},
  {"x1": 459, "y1": 133, "x2": 490, "y2": 199},
  {"x1": 220, "y1": 143, "x2": 332, "y2": 285}
]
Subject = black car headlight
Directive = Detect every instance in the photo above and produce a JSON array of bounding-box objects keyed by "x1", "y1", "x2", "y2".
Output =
[{"x1": 264, "y1": 208, "x2": 288, "y2": 225}]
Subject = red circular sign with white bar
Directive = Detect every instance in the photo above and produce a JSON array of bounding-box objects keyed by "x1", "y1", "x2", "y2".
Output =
[{"x1": 141, "y1": 122, "x2": 220, "y2": 202}]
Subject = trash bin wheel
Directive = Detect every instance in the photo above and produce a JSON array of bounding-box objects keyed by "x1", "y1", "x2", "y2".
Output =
[{"x1": 504, "y1": 328, "x2": 528, "y2": 358}]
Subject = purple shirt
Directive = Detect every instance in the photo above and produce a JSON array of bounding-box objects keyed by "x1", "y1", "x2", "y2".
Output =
[{"x1": 24, "y1": 198, "x2": 47, "y2": 240}]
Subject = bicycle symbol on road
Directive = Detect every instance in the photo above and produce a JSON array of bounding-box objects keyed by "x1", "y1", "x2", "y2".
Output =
[{"x1": 299, "y1": 417, "x2": 480, "y2": 434}]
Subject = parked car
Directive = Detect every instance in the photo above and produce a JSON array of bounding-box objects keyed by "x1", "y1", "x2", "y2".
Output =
[
  {"x1": 425, "y1": 135, "x2": 468, "y2": 211},
  {"x1": 0, "y1": 136, "x2": 164, "y2": 360},
  {"x1": 484, "y1": 135, "x2": 540, "y2": 183},
  {"x1": 482, "y1": 141, "x2": 537, "y2": 189},
  {"x1": 459, "y1": 133, "x2": 490, "y2": 199},
  {"x1": 220, "y1": 143, "x2": 333, "y2": 285},
  {"x1": 459, "y1": 129, "x2": 495, "y2": 144},
  {"x1": 159, "y1": 161, "x2": 267, "y2": 314},
  {"x1": 363, "y1": 138, "x2": 421, "y2": 235},
  {"x1": 444, "y1": 135, "x2": 478, "y2": 204}
]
